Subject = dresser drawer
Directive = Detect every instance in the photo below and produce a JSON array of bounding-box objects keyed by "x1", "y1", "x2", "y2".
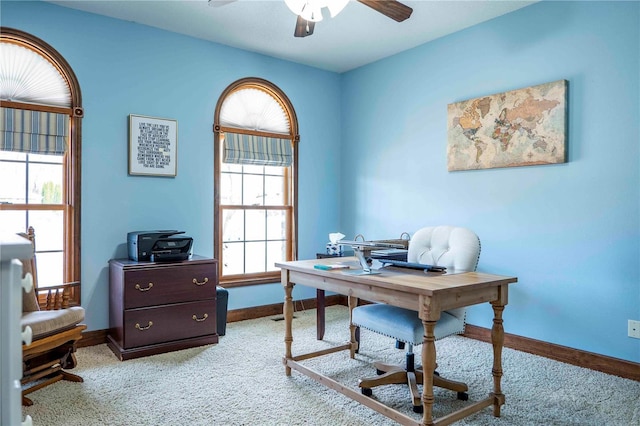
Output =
[
  {"x1": 123, "y1": 263, "x2": 215, "y2": 309},
  {"x1": 123, "y1": 300, "x2": 216, "y2": 349}
]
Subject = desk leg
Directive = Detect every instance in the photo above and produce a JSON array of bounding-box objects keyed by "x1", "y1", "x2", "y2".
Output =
[
  {"x1": 282, "y1": 271, "x2": 295, "y2": 377},
  {"x1": 316, "y1": 289, "x2": 325, "y2": 340},
  {"x1": 490, "y1": 299, "x2": 506, "y2": 417},
  {"x1": 348, "y1": 295, "x2": 359, "y2": 359},
  {"x1": 421, "y1": 319, "x2": 437, "y2": 426}
]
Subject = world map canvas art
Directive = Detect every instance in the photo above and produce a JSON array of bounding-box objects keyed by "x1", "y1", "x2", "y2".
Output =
[{"x1": 447, "y1": 80, "x2": 567, "y2": 171}]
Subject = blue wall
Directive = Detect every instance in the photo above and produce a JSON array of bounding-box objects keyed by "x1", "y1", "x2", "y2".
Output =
[
  {"x1": 3, "y1": 1, "x2": 639, "y2": 363},
  {"x1": 340, "y1": 1, "x2": 639, "y2": 363},
  {"x1": 2, "y1": 1, "x2": 343, "y2": 329}
]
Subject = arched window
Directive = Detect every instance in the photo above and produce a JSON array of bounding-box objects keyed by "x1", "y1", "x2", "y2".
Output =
[
  {"x1": 0, "y1": 28, "x2": 83, "y2": 304},
  {"x1": 214, "y1": 78, "x2": 299, "y2": 287}
]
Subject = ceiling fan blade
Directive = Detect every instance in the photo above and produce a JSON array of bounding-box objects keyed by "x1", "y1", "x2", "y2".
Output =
[
  {"x1": 357, "y1": 0, "x2": 413, "y2": 22},
  {"x1": 294, "y1": 15, "x2": 315, "y2": 37}
]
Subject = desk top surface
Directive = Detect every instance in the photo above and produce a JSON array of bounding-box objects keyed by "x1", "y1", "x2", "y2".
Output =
[{"x1": 277, "y1": 257, "x2": 517, "y2": 297}]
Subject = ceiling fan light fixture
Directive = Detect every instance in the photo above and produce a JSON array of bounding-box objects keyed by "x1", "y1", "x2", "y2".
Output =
[
  {"x1": 285, "y1": 0, "x2": 322, "y2": 22},
  {"x1": 285, "y1": 0, "x2": 348, "y2": 22},
  {"x1": 326, "y1": 0, "x2": 349, "y2": 18}
]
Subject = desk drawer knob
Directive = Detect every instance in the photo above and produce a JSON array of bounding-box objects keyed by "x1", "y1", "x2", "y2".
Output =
[
  {"x1": 192, "y1": 313, "x2": 209, "y2": 322},
  {"x1": 135, "y1": 321, "x2": 153, "y2": 331},
  {"x1": 135, "y1": 283, "x2": 154, "y2": 292},
  {"x1": 192, "y1": 277, "x2": 209, "y2": 286}
]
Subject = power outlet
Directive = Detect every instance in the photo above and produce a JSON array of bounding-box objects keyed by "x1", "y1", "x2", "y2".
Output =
[{"x1": 629, "y1": 320, "x2": 640, "y2": 339}]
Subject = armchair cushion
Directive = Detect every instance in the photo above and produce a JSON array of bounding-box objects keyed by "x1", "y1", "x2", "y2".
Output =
[
  {"x1": 353, "y1": 304, "x2": 464, "y2": 345},
  {"x1": 21, "y1": 306, "x2": 85, "y2": 340}
]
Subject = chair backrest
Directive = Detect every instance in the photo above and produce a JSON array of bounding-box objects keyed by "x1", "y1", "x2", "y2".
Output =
[
  {"x1": 408, "y1": 226, "x2": 481, "y2": 324},
  {"x1": 407, "y1": 226, "x2": 480, "y2": 272}
]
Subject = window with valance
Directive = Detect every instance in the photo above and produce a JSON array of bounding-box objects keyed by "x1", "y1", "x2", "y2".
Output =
[
  {"x1": 214, "y1": 78, "x2": 299, "y2": 287},
  {"x1": 0, "y1": 28, "x2": 82, "y2": 303}
]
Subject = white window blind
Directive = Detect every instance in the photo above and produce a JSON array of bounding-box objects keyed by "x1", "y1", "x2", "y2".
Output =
[
  {"x1": 219, "y1": 87, "x2": 290, "y2": 133},
  {"x1": 0, "y1": 42, "x2": 71, "y2": 107}
]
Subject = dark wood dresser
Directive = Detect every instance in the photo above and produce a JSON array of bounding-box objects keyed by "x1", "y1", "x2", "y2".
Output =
[{"x1": 107, "y1": 256, "x2": 218, "y2": 360}]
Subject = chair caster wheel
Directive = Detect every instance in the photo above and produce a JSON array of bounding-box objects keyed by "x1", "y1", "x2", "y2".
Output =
[
  {"x1": 457, "y1": 392, "x2": 469, "y2": 401},
  {"x1": 361, "y1": 387, "x2": 372, "y2": 397},
  {"x1": 413, "y1": 405, "x2": 423, "y2": 414}
]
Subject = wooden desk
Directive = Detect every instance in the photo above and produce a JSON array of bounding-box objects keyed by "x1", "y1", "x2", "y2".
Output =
[{"x1": 276, "y1": 257, "x2": 517, "y2": 426}]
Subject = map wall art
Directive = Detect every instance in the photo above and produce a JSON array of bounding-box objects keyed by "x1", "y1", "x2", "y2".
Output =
[{"x1": 447, "y1": 80, "x2": 567, "y2": 171}]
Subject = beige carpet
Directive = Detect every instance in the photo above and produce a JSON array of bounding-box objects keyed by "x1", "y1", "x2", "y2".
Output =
[{"x1": 23, "y1": 306, "x2": 640, "y2": 425}]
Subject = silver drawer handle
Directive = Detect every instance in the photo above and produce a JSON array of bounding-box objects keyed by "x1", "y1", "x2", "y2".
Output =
[
  {"x1": 192, "y1": 277, "x2": 209, "y2": 286},
  {"x1": 192, "y1": 313, "x2": 209, "y2": 322},
  {"x1": 135, "y1": 283, "x2": 154, "y2": 292},
  {"x1": 135, "y1": 321, "x2": 153, "y2": 331}
]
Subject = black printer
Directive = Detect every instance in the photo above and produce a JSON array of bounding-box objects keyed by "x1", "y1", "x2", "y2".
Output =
[{"x1": 127, "y1": 230, "x2": 193, "y2": 262}]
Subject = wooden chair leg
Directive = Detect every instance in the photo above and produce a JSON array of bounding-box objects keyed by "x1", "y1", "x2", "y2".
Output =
[
  {"x1": 60, "y1": 370, "x2": 83, "y2": 383},
  {"x1": 433, "y1": 374, "x2": 468, "y2": 393},
  {"x1": 21, "y1": 370, "x2": 83, "y2": 406},
  {"x1": 373, "y1": 361, "x2": 403, "y2": 374},
  {"x1": 359, "y1": 369, "x2": 408, "y2": 389},
  {"x1": 407, "y1": 371, "x2": 421, "y2": 407},
  {"x1": 22, "y1": 374, "x2": 64, "y2": 404}
]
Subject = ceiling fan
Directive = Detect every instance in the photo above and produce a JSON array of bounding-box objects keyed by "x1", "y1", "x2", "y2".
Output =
[
  {"x1": 208, "y1": 0, "x2": 413, "y2": 38},
  {"x1": 289, "y1": 0, "x2": 413, "y2": 38}
]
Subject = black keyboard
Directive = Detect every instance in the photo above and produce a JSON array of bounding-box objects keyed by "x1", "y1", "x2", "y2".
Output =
[{"x1": 379, "y1": 259, "x2": 446, "y2": 272}]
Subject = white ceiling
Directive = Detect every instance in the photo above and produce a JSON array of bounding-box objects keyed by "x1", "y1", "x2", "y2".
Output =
[{"x1": 45, "y1": 0, "x2": 536, "y2": 73}]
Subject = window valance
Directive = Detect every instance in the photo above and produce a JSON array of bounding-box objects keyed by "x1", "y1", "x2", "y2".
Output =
[
  {"x1": 223, "y1": 132, "x2": 292, "y2": 167},
  {"x1": 0, "y1": 107, "x2": 69, "y2": 155}
]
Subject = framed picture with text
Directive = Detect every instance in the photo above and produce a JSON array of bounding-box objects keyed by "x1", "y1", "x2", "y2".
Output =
[{"x1": 128, "y1": 114, "x2": 178, "y2": 177}]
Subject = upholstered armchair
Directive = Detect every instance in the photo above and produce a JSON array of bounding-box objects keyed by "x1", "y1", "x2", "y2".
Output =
[
  {"x1": 19, "y1": 227, "x2": 86, "y2": 406},
  {"x1": 351, "y1": 225, "x2": 481, "y2": 413}
]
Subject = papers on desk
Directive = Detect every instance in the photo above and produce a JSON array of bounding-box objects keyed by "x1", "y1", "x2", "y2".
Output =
[{"x1": 339, "y1": 240, "x2": 406, "y2": 249}]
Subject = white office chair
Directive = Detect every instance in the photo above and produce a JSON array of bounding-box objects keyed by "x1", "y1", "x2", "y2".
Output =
[{"x1": 351, "y1": 225, "x2": 481, "y2": 413}]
